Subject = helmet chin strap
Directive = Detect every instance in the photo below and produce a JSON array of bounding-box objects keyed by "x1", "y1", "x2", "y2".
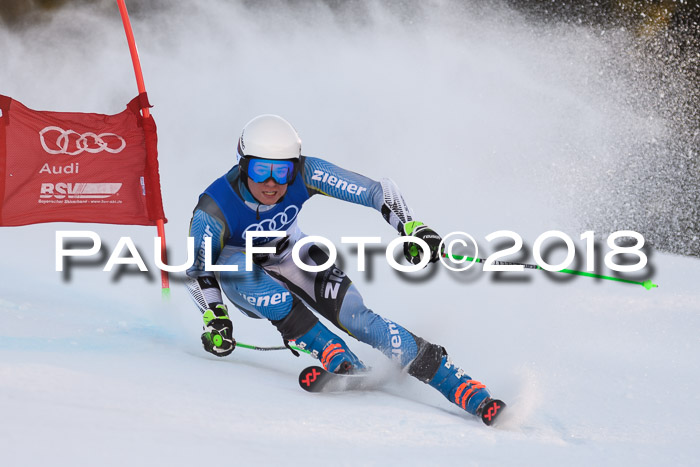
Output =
[
  {"x1": 238, "y1": 175, "x2": 261, "y2": 204},
  {"x1": 246, "y1": 179, "x2": 265, "y2": 206}
]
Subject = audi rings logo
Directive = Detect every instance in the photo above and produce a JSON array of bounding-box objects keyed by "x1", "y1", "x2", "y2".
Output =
[
  {"x1": 39, "y1": 126, "x2": 126, "y2": 156},
  {"x1": 242, "y1": 205, "x2": 300, "y2": 239}
]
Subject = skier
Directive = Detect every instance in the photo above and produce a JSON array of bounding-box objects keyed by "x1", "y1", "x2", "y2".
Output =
[{"x1": 185, "y1": 115, "x2": 505, "y2": 425}]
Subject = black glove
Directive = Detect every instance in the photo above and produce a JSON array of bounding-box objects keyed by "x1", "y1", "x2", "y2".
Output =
[
  {"x1": 402, "y1": 221, "x2": 443, "y2": 265},
  {"x1": 201, "y1": 304, "x2": 236, "y2": 357}
]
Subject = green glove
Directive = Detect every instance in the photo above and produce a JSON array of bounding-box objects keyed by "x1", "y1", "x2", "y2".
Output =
[
  {"x1": 403, "y1": 221, "x2": 443, "y2": 265},
  {"x1": 201, "y1": 304, "x2": 236, "y2": 357}
]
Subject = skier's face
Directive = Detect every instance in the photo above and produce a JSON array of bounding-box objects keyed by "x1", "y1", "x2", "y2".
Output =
[{"x1": 247, "y1": 177, "x2": 288, "y2": 205}]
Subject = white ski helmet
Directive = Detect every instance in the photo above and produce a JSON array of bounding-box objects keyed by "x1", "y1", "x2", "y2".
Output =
[{"x1": 237, "y1": 114, "x2": 301, "y2": 162}]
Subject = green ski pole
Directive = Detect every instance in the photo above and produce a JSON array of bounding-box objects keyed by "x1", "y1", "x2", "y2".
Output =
[
  {"x1": 236, "y1": 342, "x2": 311, "y2": 354},
  {"x1": 442, "y1": 253, "x2": 658, "y2": 290}
]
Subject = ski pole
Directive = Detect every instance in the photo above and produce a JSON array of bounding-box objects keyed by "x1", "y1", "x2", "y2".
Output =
[
  {"x1": 442, "y1": 253, "x2": 659, "y2": 290},
  {"x1": 236, "y1": 342, "x2": 311, "y2": 354}
]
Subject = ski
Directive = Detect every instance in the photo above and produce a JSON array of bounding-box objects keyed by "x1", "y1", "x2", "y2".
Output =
[
  {"x1": 298, "y1": 365, "x2": 372, "y2": 393},
  {"x1": 299, "y1": 366, "x2": 507, "y2": 427}
]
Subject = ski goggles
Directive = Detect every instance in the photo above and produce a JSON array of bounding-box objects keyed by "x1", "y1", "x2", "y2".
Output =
[{"x1": 241, "y1": 157, "x2": 298, "y2": 185}]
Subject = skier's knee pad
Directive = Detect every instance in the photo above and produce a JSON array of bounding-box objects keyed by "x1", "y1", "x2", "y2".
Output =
[
  {"x1": 407, "y1": 336, "x2": 445, "y2": 382},
  {"x1": 270, "y1": 298, "x2": 319, "y2": 341}
]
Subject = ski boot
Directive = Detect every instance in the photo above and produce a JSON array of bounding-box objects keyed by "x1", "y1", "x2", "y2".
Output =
[
  {"x1": 429, "y1": 352, "x2": 506, "y2": 424},
  {"x1": 295, "y1": 321, "x2": 366, "y2": 374}
]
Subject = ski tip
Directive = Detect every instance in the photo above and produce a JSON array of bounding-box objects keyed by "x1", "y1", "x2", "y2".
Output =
[
  {"x1": 299, "y1": 366, "x2": 326, "y2": 392},
  {"x1": 298, "y1": 365, "x2": 373, "y2": 393},
  {"x1": 479, "y1": 398, "x2": 507, "y2": 426}
]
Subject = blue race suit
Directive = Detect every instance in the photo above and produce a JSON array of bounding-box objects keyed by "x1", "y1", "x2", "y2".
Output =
[{"x1": 185, "y1": 156, "x2": 492, "y2": 415}]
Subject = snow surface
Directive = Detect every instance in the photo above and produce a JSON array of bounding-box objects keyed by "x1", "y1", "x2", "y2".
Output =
[{"x1": 1, "y1": 1, "x2": 699, "y2": 465}]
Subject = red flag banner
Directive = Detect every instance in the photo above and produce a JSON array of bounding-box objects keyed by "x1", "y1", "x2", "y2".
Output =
[{"x1": 0, "y1": 95, "x2": 166, "y2": 227}]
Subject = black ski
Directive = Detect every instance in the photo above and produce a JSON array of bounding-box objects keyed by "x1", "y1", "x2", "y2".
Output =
[
  {"x1": 299, "y1": 366, "x2": 507, "y2": 427},
  {"x1": 298, "y1": 365, "x2": 372, "y2": 393}
]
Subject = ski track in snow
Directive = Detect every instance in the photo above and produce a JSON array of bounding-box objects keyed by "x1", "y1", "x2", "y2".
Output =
[
  {"x1": 1, "y1": 1, "x2": 699, "y2": 465},
  {"x1": 2, "y1": 253, "x2": 698, "y2": 466}
]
